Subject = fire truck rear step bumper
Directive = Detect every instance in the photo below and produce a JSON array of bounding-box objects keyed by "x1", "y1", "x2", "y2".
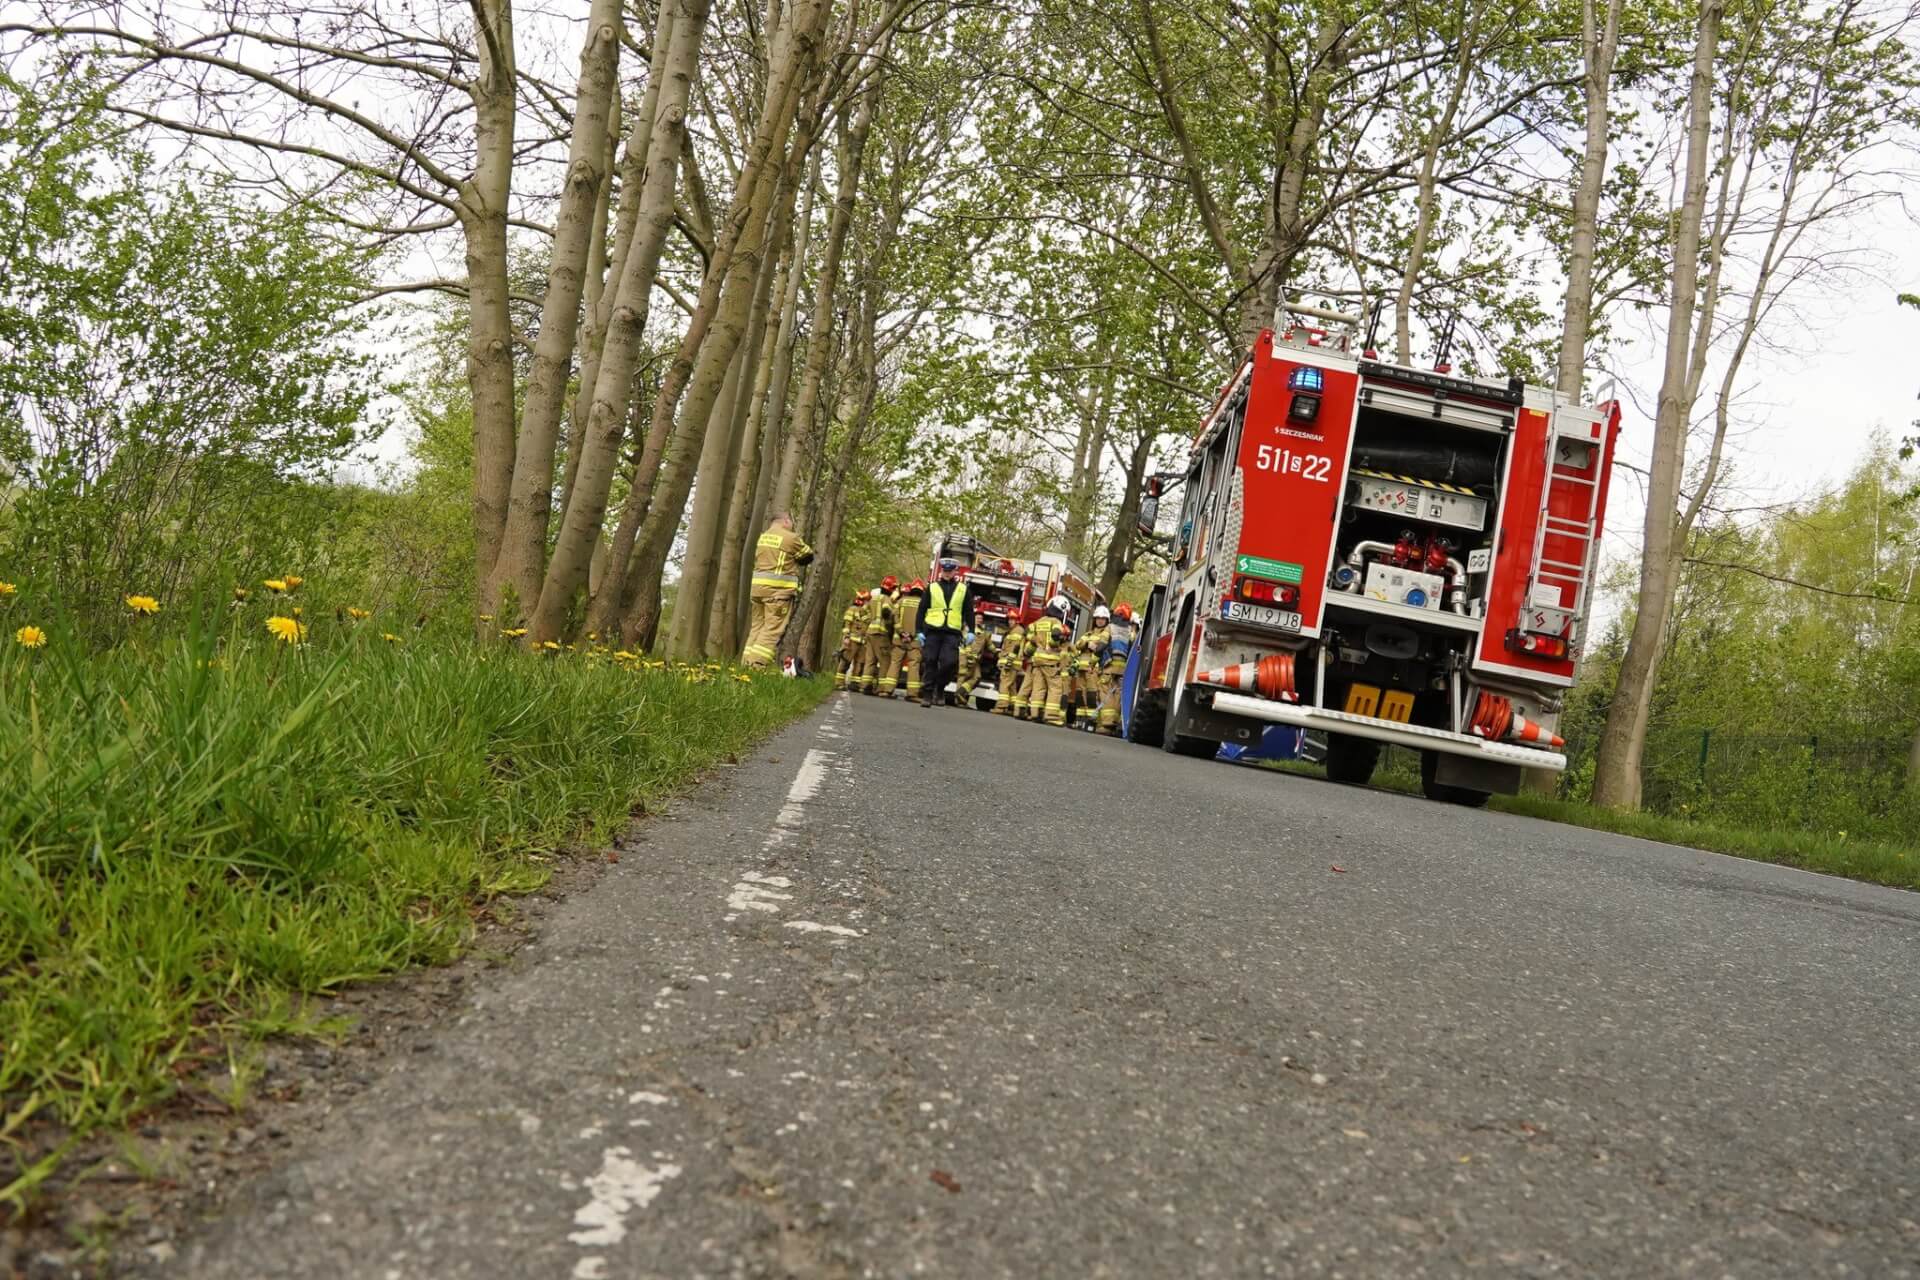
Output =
[{"x1": 1205, "y1": 691, "x2": 1567, "y2": 772}]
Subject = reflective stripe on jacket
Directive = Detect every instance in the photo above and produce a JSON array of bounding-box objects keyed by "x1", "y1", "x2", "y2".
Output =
[{"x1": 751, "y1": 525, "x2": 813, "y2": 591}]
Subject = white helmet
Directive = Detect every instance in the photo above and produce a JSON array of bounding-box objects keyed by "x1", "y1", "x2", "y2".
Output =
[
  {"x1": 1092, "y1": 605, "x2": 1110, "y2": 622},
  {"x1": 1048, "y1": 593, "x2": 1069, "y2": 614}
]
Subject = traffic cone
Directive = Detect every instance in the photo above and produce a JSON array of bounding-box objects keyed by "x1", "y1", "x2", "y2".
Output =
[
  {"x1": 1508, "y1": 714, "x2": 1564, "y2": 749},
  {"x1": 1195, "y1": 653, "x2": 1296, "y2": 701},
  {"x1": 1197, "y1": 662, "x2": 1261, "y2": 692}
]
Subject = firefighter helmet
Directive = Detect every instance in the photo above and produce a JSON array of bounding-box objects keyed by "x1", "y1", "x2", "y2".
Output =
[
  {"x1": 1114, "y1": 602, "x2": 1133, "y2": 622},
  {"x1": 881, "y1": 574, "x2": 898, "y2": 591},
  {"x1": 854, "y1": 589, "x2": 870, "y2": 604},
  {"x1": 1047, "y1": 593, "x2": 1069, "y2": 617},
  {"x1": 1092, "y1": 604, "x2": 1110, "y2": 622},
  {"x1": 910, "y1": 577, "x2": 926, "y2": 591}
]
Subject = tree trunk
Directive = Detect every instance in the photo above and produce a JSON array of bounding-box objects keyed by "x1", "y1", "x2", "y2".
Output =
[
  {"x1": 1233, "y1": 17, "x2": 1344, "y2": 350},
  {"x1": 1556, "y1": 0, "x2": 1624, "y2": 398},
  {"x1": 710, "y1": 187, "x2": 810, "y2": 655},
  {"x1": 1393, "y1": 2, "x2": 1478, "y2": 365},
  {"x1": 1590, "y1": 0, "x2": 1724, "y2": 811},
  {"x1": 603, "y1": 0, "x2": 833, "y2": 644},
  {"x1": 1098, "y1": 428, "x2": 1156, "y2": 601},
  {"x1": 529, "y1": 0, "x2": 713, "y2": 642},
  {"x1": 1062, "y1": 368, "x2": 1114, "y2": 564},
  {"x1": 561, "y1": 2, "x2": 679, "y2": 519},
  {"x1": 671, "y1": 160, "x2": 795, "y2": 657},
  {"x1": 730, "y1": 157, "x2": 817, "y2": 649},
  {"x1": 769, "y1": 86, "x2": 875, "y2": 517},
  {"x1": 485, "y1": 0, "x2": 623, "y2": 621},
  {"x1": 463, "y1": 0, "x2": 518, "y2": 615}
]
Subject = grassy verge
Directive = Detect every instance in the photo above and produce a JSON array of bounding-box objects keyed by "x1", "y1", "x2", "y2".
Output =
[
  {"x1": 1, "y1": 612, "x2": 826, "y2": 1200},
  {"x1": 1267, "y1": 753, "x2": 1918, "y2": 891}
]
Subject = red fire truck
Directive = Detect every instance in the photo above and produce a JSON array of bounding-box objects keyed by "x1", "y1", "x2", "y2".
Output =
[{"x1": 1124, "y1": 299, "x2": 1621, "y2": 805}]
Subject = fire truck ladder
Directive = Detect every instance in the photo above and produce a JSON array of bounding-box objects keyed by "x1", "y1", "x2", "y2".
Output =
[{"x1": 1527, "y1": 415, "x2": 1606, "y2": 634}]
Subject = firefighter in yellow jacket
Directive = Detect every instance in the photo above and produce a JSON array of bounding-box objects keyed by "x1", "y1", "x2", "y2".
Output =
[
  {"x1": 885, "y1": 578, "x2": 925, "y2": 698},
  {"x1": 1071, "y1": 607, "x2": 1110, "y2": 730},
  {"x1": 741, "y1": 514, "x2": 813, "y2": 668},
  {"x1": 1026, "y1": 595, "x2": 1072, "y2": 726},
  {"x1": 991, "y1": 619, "x2": 1028, "y2": 716},
  {"x1": 836, "y1": 591, "x2": 868, "y2": 689},
  {"x1": 1095, "y1": 602, "x2": 1135, "y2": 735},
  {"x1": 956, "y1": 625, "x2": 989, "y2": 705},
  {"x1": 854, "y1": 575, "x2": 896, "y2": 693}
]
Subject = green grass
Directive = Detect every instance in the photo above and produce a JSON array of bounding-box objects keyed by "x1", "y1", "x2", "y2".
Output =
[
  {"x1": 0, "y1": 609, "x2": 825, "y2": 1201},
  {"x1": 1268, "y1": 751, "x2": 1919, "y2": 891}
]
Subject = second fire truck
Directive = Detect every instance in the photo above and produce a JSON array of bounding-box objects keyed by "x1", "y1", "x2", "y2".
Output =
[{"x1": 1124, "y1": 299, "x2": 1621, "y2": 805}]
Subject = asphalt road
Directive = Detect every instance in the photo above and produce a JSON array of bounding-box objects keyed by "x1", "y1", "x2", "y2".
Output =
[{"x1": 160, "y1": 691, "x2": 1920, "y2": 1278}]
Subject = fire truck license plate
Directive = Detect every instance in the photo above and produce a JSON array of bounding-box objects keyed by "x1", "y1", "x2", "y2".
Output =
[{"x1": 1222, "y1": 600, "x2": 1302, "y2": 631}]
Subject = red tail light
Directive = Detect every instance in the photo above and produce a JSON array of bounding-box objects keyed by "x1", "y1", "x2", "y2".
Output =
[
  {"x1": 1236, "y1": 576, "x2": 1300, "y2": 608},
  {"x1": 1507, "y1": 630, "x2": 1569, "y2": 660}
]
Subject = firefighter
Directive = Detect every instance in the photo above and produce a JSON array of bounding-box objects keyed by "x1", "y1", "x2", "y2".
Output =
[
  {"x1": 1025, "y1": 594, "x2": 1072, "y2": 726},
  {"x1": 1095, "y1": 602, "x2": 1136, "y2": 735},
  {"x1": 991, "y1": 617, "x2": 1029, "y2": 716},
  {"x1": 956, "y1": 621, "x2": 990, "y2": 705},
  {"x1": 1072, "y1": 606, "x2": 1111, "y2": 731},
  {"x1": 740, "y1": 513, "x2": 813, "y2": 668},
  {"x1": 854, "y1": 578, "x2": 894, "y2": 693},
  {"x1": 887, "y1": 577, "x2": 926, "y2": 699},
  {"x1": 836, "y1": 591, "x2": 867, "y2": 689},
  {"x1": 918, "y1": 559, "x2": 968, "y2": 707}
]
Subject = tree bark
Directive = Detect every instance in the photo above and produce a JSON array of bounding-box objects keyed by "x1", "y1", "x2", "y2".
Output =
[
  {"x1": 602, "y1": 0, "x2": 833, "y2": 643},
  {"x1": 1555, "y1": 0, "x2": 1624, "y2": 398},
  {"x1": 769, "y1": 84, "x2": 876, "y2": 517},
  {"x1": 528, "y1": 0, "x2": 713, "y2": 642},
  {"x1": 561, "y1": 1, "x2": 680, "y2": 519},
  {"x1": 463, "y1": 0, "x2": 518, "y2": 614},
  {"x1": 1098, "y1": 427, "x2": 1156, "y2": 601},
  {"x1": 1062, "y1": 367, "x2": 1114, "y2": 564},
  {"x1": 1590, "y1": 0, "x2": 1724, "y2": 810},
  {"x1": 1233, "y1": 17, "x2": 1345, "y2": 350},
  {"x1": 485, "y1": 0, "x2": 623, "y2": 621}
]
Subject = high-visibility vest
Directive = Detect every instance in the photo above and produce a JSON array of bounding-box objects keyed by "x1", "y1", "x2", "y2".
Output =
[{"x1": 923, "y1": 580, "x2": 969, "y2": 630}]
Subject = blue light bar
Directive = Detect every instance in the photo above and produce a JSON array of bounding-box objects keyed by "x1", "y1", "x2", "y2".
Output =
[{"x1": 1288, "y1": 366, "x2": 1325, "y2": 392}]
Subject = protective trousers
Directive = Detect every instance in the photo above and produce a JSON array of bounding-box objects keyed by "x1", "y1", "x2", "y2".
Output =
[
  {"x1": 887, "y1": 635, "x2": 924, "y2": 697},
  {"x1": 853, "y1": 634, "x2": 887, "y2": 692},
  {"x1": 1096, "y1": 662, "x2": 1125, "y2": 733},
  {"x1": 1027, "y1": 661, "x2": 1067, "y2": 726},
  {"x1": 956, "y1": 647, "x2": 980, "y2": 699},
  {"x1": 741, "y1": 590, "x2": 793, "y2": 668},
  {"x1": 1002, "y1": 666, "x2": 1033, "y2": 716},
  {"x1": 836, "y1": 635, "x2": 859, "y2": 688},
  {"x1": 920, "y1": 632, "x2": 961, "y2": 704}
]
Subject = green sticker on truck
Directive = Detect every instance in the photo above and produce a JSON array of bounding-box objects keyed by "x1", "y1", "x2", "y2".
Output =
[{"x1": 1235, "y1": 554, "x2": 1303, "y2": 583}]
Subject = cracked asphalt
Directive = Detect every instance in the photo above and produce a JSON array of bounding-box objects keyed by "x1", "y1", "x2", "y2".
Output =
[{"x1": 158, "y1": 691, "x2": 1920, "y2": 1278}]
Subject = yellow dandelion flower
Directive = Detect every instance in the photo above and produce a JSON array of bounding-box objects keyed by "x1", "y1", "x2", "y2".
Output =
[
  {"x1": 284, "y1": 575, "x2": 303, "y2": 590},
  {"x1": 541, "y1": 640, "x2": 561, "y2": 651},
  {"x1": 125, "y1": 594, "x2": 160, "y2": 615},
  {"x1": 479, "y1": 614, "x2": 494, "y2": 623},
  {"x1": 0, "y1": 581, "x2": 15, "y2": 597},
  {"x1": 15, "y1": 624, "x2": 47, "y2": 649},
  {"x1": 733, "y1": 673, "x2": 752, "y2": 684},
  {"x1": 290, "y1": 606, "x2": 303, "y2": 618},
  {"x1": 614, "y1": 650, "x2": 638, "y2": 661},
  {"x1": 346, "y1": 607, "x2": 371, "y2": 621},
  {"x1": 502, "y1": 627, "x2": 528, "y2": 638},
  {"x1": 263, "y1": 579, "x2": 288, "y2": 593},
  {"x1": 265, "y1": 615, "x2": 307, "y2": 645},
  {"x1": 381, "y1": 632, "x2": 401, "y2": 644}
]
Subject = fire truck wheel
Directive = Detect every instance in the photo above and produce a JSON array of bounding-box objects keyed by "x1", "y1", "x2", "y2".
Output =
[
  {"x1": 1324, "y1": 734, "x2": 1382, "y2": 786},
  {"x1": 1419, "y1": 750, "x2": 1491, "y2": 807},
  {"x1": 1126, "y1": 689, "x2": 1164, "y2": 745}
]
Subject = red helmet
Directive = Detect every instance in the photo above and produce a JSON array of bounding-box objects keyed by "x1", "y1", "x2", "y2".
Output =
[
  {"x1": 855, "y1": 589, "x2": 871, "y2": 603},
  {"x1": 1114, "y1": 602, "x2": 1134, "y2": 622},
  {"x1": 881, "y1": 574, "x2": 898, "y2": 591},
  {"x1": 910, "y1": 577, "x2": 926, "y2": 590}
]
